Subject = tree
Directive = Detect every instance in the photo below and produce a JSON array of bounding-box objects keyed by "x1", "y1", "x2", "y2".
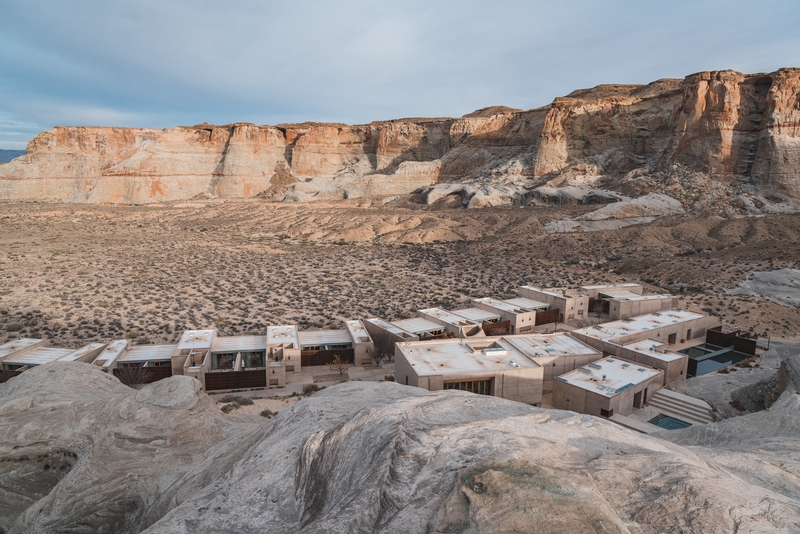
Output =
[
  {"x1": 367, "y1": 329, "x2": 397, "y2": 366},
  {"x1": 115, "y1": 365, "x2": 152, "y2": 389},
  {"x1": 326, "y1": 354, "x2": 351, "y2": 381}
]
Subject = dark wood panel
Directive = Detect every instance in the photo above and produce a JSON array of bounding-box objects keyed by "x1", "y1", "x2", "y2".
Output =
[
  {"x1": 300, "y1": 349, "x2": 355, "y2": 367},
  {"x1": 205, "y1": 369, "x2": 267, "y2": 391}
]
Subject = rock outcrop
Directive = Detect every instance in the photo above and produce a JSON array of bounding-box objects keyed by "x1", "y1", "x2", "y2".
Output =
[
  {"x1": 2, "y1": 361, "x2": 800, "y2": 532},
  {"x1": 0, "y1": 69, "x2": 799, "y2": 208}
]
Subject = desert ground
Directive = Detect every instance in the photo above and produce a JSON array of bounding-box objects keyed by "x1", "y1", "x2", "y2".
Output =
[{"x1": 1, "y1": 198, "x2": 800, "y2": 348}]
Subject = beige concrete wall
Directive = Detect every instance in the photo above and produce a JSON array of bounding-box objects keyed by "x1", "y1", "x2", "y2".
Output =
[
  {"x1": 394, "y1": 347, "x2": 418, "y2": 387},
  {"x1": 553, "y1": 372, "x2": 663, "y2": 417},
  {"x1": 534, "y1": 353, "x2": 601, "y2": 386},
  {"x1": 517, "y1": 287, "x2": 588, "y2": 321},
  {"x1": 268, "y1": 364, "x2": 286, "y2": 387},
  {"x1": 611, "y1": 346, "x2": 688, "y2": 386},
  {"x1": 609, "y1": 298, "x2": 677, "y2": 321},
  {"x1": 283, "y1": 347, "x2": 302, "y2": 373},
  {"x1": 611, "y1": 316, "x2": 719, "y2": 345},
  {"x1": 473, "y1": 301, "x2": 537, "y2": 334}
]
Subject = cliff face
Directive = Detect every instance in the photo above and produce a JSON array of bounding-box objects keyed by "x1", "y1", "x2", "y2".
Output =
[{"x1": 1, "y1": 68, "x2": 798, "y2": 205}]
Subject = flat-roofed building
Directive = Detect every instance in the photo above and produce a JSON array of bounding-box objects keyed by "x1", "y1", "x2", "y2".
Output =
[
  {"x1": 267, "y1": 325, "x2": 301, "y2": 373},
  {"x1": 500, "y1": 333, "x2": 601, "y2": 386},
  {"x1": 580, "y1": 284, "x2": 678, "y2": 320},
  {"x1": 472, "y1": 297, "x2": 539, "y2": 334},
  {"x1": 518, "y1": 286, "x2": 589, "y2": 322},
  {"x1": 172, "y1": 329, "x2": 216, "y2": 380},
  {"x1": 570, "y1": 310, "x2": 719, "y2": 350},
  {"x1": 210, "y1": 335, "x2": 267, "y2": 371},
  {"x1": 553, "y1": 357, "x2": 664, "y2": 417},
  {"x1": 580, "y1": 283, "x2": 643, "y2": 299},
  {"x1": 451, "y1": 307, "x2": 502, "y2": 325},
  {"x1": 298, "y1": 328, "x2": 355, "y2": 366},
  {"x1": 0, "y1": 339, "x2": 104, "y2": 373},
  {"x1": 605, "y1": 339, "x2": 689, "y2": 385},
  {"x1": 363, "y1": 318, "x2": 420, "y2": 345},
  {"x1": 391, "y1": 317, "x2": 448, "y2": 339},
  {"x1": 345, "y1": 320, "x2": 374, "y2": 366},
  {"x1": 417, "y1": 308, "x2": 485, "y2": 338},
  {"x1": 394, "y1": 337, "x2": 544, "y2": 405},
  {"x1": 94, "y1": 339, "x2": 131, "y2": 371}
]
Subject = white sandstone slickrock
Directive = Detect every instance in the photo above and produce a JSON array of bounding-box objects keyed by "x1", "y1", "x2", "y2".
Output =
[{"x1": 1, "y1": 360, "x2": 800, "y2": 533}]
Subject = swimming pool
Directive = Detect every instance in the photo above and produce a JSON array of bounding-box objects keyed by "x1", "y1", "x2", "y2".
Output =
[
  {"x1": 680, "y1": 343, "x2": 751, "y2": 376},
  {"x1": 648, "y1": 413, "x2": 692, "y2": 430}
]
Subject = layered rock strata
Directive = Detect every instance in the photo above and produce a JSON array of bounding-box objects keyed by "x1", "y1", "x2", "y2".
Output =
[{"x1": 0, "y1": 68, "x2": 798, "y2": 205}]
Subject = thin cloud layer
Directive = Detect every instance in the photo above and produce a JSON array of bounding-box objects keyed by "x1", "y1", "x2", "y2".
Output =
[{"x1": 1, "y1": 0, "x2": 798, "y2": 148}]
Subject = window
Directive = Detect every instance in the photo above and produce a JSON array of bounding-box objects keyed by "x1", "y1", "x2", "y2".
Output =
[
  {"x1": 286, "y1": 365, "x2": 294, "y2": 372},
  {"x1": 443, "y1": 378, "x2": 493, "y2": 396}
]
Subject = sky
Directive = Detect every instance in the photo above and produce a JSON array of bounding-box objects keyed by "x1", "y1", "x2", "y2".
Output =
[{"x1": 1, "y1": 0, "x2": 799, "y2": 149}]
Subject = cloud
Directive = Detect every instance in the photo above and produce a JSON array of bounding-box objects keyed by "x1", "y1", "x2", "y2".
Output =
[{"x1": 0, "y1": 0, "x2": 798, "y2": 148}]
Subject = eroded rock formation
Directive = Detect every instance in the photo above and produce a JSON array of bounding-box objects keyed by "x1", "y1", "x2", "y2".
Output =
[
  {"x1": 2, "y1": 360, "x2": 800, "y2": 533},
  {"x1": 0, "y1": 68, "x2": 798, "y2": 208}
]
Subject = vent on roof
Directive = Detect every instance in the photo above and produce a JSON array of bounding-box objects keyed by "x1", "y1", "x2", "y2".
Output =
[
  {"x1": 579, "y1": 367, "x2": 592, "y2": 373},
  {"x1": 589, "y1": 362, "x2": 602, "y2": 369}
]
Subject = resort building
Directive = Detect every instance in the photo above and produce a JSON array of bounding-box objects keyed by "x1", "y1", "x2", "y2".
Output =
[
  {"x1": 472, "y1": 297, "x2": 543, "y2": 334},
  {"x1": 394, "y1": 337, "x2": 544, "y2": 405},
  {"x1": 517, "y1": 286, "x2": 589, "y2": 322},
  {"x1": 552, "y1": 357, "x2": 664, "y2": 417},
  {"x1": 417, "y1": 308, "x2": 485, "y2": 338},
  {"x1": 394, "y1": 332, "x2": 602, "y2": 405},
  {"x1": 451, "y1": 307, "x2": 502, "y2": 326},
  {"x1": 570, "y1": 310, "x2": 719, "y2": 350},
  {"x1": 363, "y1": 317, "x2": 447, "y2": 343},
  {"x1": 580, "y1": 284, "x2": 678, "y2": 320},
  {"x1": 0, "y1": 338, "x2": 105, "y2": 372},
  {"x1": 600, "y1": 339, "x2": 688, "y2": 386}
]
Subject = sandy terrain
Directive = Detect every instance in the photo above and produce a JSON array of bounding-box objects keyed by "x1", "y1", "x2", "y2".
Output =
[
  {"x1": 1, "y1": 199, "x2": 799, "y2": 349},
  {"x1": 217, "y1": 395, "x2": 300, "y2": 416}
]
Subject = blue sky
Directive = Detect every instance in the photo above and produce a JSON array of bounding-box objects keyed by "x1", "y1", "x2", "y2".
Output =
[{"x1": 1, "y1": 0, "x2": 798, "y2": 149}]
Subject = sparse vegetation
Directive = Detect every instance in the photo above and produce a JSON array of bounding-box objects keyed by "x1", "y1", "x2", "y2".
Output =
[{"x1": 302, "y1": 384, "x2": 320, "y2": 395}]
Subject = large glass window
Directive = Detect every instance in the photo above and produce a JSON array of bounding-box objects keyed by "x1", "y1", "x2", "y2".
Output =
[
  {"x1": 241, "y1": 351, "x2": 266, "y2": 368},
  {"x1": 212, "y1": 353, "x2": 236, "y2": 370},
  {"x1": 443, "y1": 378, "x2": 493, "y2": 396}
]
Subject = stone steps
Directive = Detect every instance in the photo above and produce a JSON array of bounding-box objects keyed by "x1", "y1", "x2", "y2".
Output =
[{"x1": 646, "y1": 389, "x2": 715, "y2": 425}]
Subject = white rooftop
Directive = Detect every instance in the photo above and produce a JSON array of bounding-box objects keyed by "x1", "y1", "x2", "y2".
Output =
[
  {"x1": 581, "y1": 283, "x2": 641, "y2": 291},
  {"x1": 599, "y1": 290, "x2": 671, "y2": 301},
  {"x1": 298, "y1": 329, "x2": 352, "y2": 347},
  {"x1": 418, "y1": 308, "x2": 477, "y2": 326},
  {"x1": 0, "y1": 338, "x2": 43, "y2": 360},
  {"x1": 520, "y1": 285, "x2": 581, "y2": 298},
  {"x1": 212, "y1": 335, "x2": 267, "y2": 353},
  {"x1": 397, "y1": 338, "x2": 541, "y2": 376},
  {"x1": 267, "y1": 325, "x2": 299, "y2": 347},
  {"x1": 176, "y1": 330, "x2": 216, "y2": 350},
  {"x1": 366, "y1": 318, "x2": 416, "y2": 337},
  {"x1": 576, "y1": 310, "x2": 706, "y2": 341},
  {"x1": 57, "y1": 342, "x2": 107, "y2": 362},
  {"x1": 3, "y1": 347, "x2": 74, "y2": 367},
  {"x1": 391, "y1": 317, "x2": 446, "y2": 335},
  {"x1": 502, "y1": 297, "x2": 550, "y2": 311},
  {"x1": 94, "y1": 339, "x2": 130, "y2": 368},
  {"x1": 618, "y1": 339, "x2": 687, "y2": 362},
  {"x1": 118, "y1": 344, "x2": 177, "y2": 363},
  {"x1": 556, "y1": 357, "x2": 662, "y2": 395},
  {"x1": 473, "y1": 297, "x2": 533, "y2": 314},
  {"x1": 452, "y1": 307, "x2": 501, "y2": 323},
  {"x1": 500, "y1": 333, "x2": 600, "y2": 360},
  {"x1": 346, "y1": 320, "x2": 372, "y2": 344}
]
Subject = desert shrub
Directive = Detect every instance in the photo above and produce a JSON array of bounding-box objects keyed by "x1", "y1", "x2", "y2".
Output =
[
  {"x1": 220, "y1": 403, "x2": 236, "y2": 414},
  {"x1": 384, "y1": 374, "x2": 395, "y2": 382},
  {"x1": 219, "y1": 394, "x2": 253, "y2": 406},
  {"x1": 5, "y1": 323, "x2": 22, "y2": 332},
  {"x1": 303, "y1": 384, "x2": 319, "y2": 395},
  {"x1": 260, "y1": 409, "x2": 274, "y2": 418}
]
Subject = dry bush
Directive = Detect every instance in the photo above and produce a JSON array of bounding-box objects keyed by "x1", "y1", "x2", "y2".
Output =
[{"x1": 115, "y1": 366, "x2": 152, "y2": 389}]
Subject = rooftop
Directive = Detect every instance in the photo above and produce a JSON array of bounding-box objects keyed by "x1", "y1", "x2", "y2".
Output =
[
  {"x1": 176, "y1": 330, "x2": 216, "y2": 350},
  {"x1": 473, "y1": 297, "x2": 534, "y2": 314},
  {"x1": 618, "y1": 339, "x2": 687, "y2": 362},
  {"x1": 451, "y1": 307, "x2": 501, "y2": 323},
  {"x1": 556, "y1": 357, "x2": 662, "y2": 395},
  {"x1": 502, "y1": 297, "x2": 550, "y2": 311},
  {"x1": 0, "y1": 338, "x2": 43, "y2": 360},
  {"x1": 366, "y1": 318, "x2": 417, "y2": 338},
  {"x1": 345, "y1": 320, "x2": 372, "y2": 344},
  {"x1": 392, "y1": 317, "x2": 446, "y2": 335},
  {"x1": 520, "y1": 285, "x2": 585, "y2": 298},
  {"x1": 397, "y1": 338, "x2": 541, "y2": 376},
  {"x1": 118, "y1": 344, "x2": 178, "y2": 363},
  {"x1": 418, "y1": 308, "x2": 478, "y2": 326},
  {"x1": 3, "y1": 347, "x2": 74, "y2": 366},
  {"x1": 57, "y1": 342, "x2": 107, "y2": 362},
  {"x1": 581, "y1": 283, "x2": 641, "y2": 291},
  {"x1": 575, "y1": 310, "x2": 706, "y2": 341},
  {"x1": 267, "y1": 325, "x2": 299, "y2": 347},
  {"x1": 212, "y1": 335, "x2": 267, "y2": 353},
  {"x1": 500, "y1": 333, "x2": 600, "y2": 359},
  {"x1": 599, "y1": 289, "x2": 672, "y2": 301},
  {"x1": 94, "y1": 339, "x2": 130, "y2": 368},
  {"x1": 298, "y1": 329, "x2": 352, "y2": 347}
]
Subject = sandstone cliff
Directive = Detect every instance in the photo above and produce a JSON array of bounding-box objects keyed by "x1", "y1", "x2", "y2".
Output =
[
  {"x1": 2, "y1": 362, "x2": 800, "y2": 532},
  {"x1": 1, "y1": 68, "x2": 798, "y2": 207}
]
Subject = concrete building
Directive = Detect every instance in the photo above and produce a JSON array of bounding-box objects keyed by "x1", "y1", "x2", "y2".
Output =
[
  {"x1": 518, "y1": 286, "x2": 589, "y2": 322},
  {"x1": 594, "y1": 339, "x2": 688, "y2": 386},
  {"x1": 553, "y1": 357, "x2": 664, "y2": 417},
  {"x1": 472, "y1": 297, "x2": 543, "y2": 334},
  {"x1": 499, "y1": 333, "x2": 602, "y2": 386},
  {"x1": 580, "y1": 284, "x2": 678, "y2": 320},
  {"x1": 417, "y1": 308, "x2": 485, "y2": 338},
  {"x1": 451, "y1": 307, "x2": 502, "y2": 325},
  {"x1": 0, "y1": 338, "x2": 105, "y2": 372},
  {"x1": 394, "y1": 337, "x2": 544, "y2": 405},
  {"x1": 570, "y1": 310, "x2": 719, "y2": 350},
  {"x1": 364, "y1": 317, "x2": 447, "y2": 343}
]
